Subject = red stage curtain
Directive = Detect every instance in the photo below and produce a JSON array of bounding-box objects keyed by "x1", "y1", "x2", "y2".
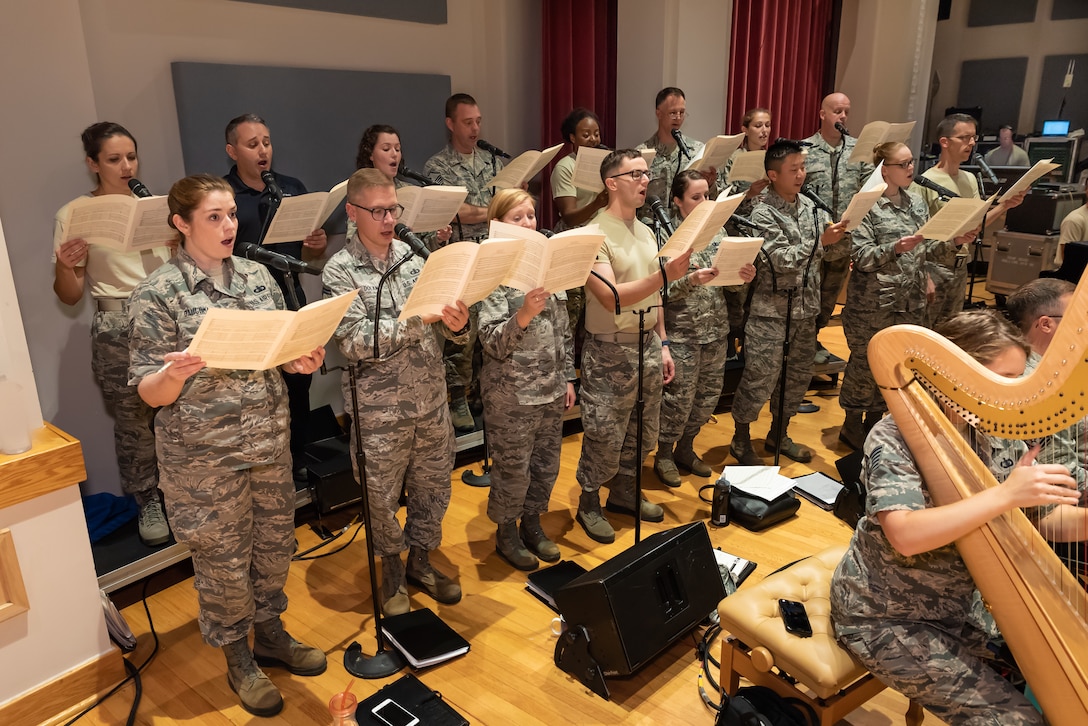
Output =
[
  {"x1": 540, "y1": 0, "x2": 617, "y2": 229},
  {"x1": 727, "y1": 0, "x2": 836, "y2": 141}
]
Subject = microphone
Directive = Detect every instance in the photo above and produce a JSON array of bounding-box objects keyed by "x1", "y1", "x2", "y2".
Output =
[
  {"x1": 646, "y1": 196, "x2": 675, "y2": 236},
  {"x1": 730, "y1": 214, "x2": 761, "y2": 232},
  {"x1": 973, "y1": 153, "x2": 999, "y2": 185},
  {"x1": 127, "y1": 178, "x2": 153, "y2": 198},
  {"x1": 260, "y1": 171, "x2": 283, "y2": 201},
  {"x1": 800, "y1": 184, "x2": 835, "y2": 216},
  {"x1": 394, "y1": 223, "x2": 431, "y2": 260},
  {"x1": 834, "y1": 121, "x2": 850, "y2": 137},
  {"x1": 671, "y1": 129, "x2": 691, "y2": 159},
  {"x1": 237, "y1": 242, "x2": 320, "y2": 275},
  {"x1": 476, "y1": 139, "x2": 511, "y2": 159},
  {"x1": 912, "y1": 174, "x2": 959, "y2": 200},
  {"x1": 539, "y1": 229, "x2": 554, "y2": 238},
  {"x1": 398, "y1": 166, "x2": 432, "y2": 186}
]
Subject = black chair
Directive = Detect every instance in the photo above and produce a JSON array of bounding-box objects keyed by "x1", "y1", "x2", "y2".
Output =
[{"x1": 1040, "y1": 241, "x2": 1088, "y2": 285}]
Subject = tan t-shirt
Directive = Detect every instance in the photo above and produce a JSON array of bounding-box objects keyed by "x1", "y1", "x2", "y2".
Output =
[{"x1": 584, "y1": 210, "x2": 660, "y2": 334}]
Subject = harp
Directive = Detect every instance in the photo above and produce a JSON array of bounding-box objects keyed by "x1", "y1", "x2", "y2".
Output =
[{"x1": 869, "y1": 302, "x2": 1088, "y2": 725}]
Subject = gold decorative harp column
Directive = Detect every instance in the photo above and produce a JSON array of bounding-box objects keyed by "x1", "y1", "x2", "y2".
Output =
[{"x1": 869, "y1": 298, "x2": 1088, "y2": 725}]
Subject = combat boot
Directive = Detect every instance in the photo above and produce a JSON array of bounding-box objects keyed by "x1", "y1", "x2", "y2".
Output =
[
  {"x1": 605, "y1": 475, "x2": 665, "y2": 522},
  {"x1": 675, "y1": 434, "x2": 712, "y2": 477},
  {"x1": 764, "y1": 418, "x2": 813, "y2": 463},
  {"x1": 223, "y1": 637, "x2": 283, "y2": 717},
  {"x1": 729, "y1": 423, "x2": 764, "y2": 466},
  {"x1": 253, "y1": 617, "x2": 327, "y2": 676},
  {"x1": 520, "y1": 513, "x2": 560, "y2": 562},
  {"x1": 381, "y1": 554, "x2": 410, "y2": 616},
  {"x1": 448, "y1": 386, "x2": 475, "y2": 434},
  {"x1": 406, "y1": 546, "x2": 462, "y2": 604},
  {"x1": 496, "y1": 520, "x2": 538, "y2": 571},
  {"x1": 838, "y1": 411, "x2": 866, "y2": 450},
  {"x1": 863, "y1": 411, "x2": 883, "y2": 433},
  {"x1": 576, "y1": 490, "x2": 615, "y2": 544},
  {"x1": 653, "y1": 442, "x2": 682, "y2": 488}
]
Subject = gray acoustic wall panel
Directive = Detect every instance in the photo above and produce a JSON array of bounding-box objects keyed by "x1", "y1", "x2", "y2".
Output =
[
  {"x1": 957, "y1": 57, "x2": 1028, "y2": 134},
  {"x1": 967, "y1": 0, "x2": 1037, "y2": 27},
  {"x1": 232, "y1": 0, "x2": 446, "y2": 24},
  {"x1": 171, "y1": 62, "x2": 451, "y2": 196},
  {"x1": 1034, "y1": 53, "x2": 1088, "y2": 133}
]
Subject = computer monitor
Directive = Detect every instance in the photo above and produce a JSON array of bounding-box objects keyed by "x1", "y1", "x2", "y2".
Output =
[
  {"x1": 1024, "y1": 137, "x2": 1080, "y2": 183},
  {"x1": 1041, "y1": 119, "x2": 1071, "y2": 136}
]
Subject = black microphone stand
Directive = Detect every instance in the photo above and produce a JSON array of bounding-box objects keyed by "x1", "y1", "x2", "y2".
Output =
[
  {"x1": 461, "y1": 420, "x2": 491, "y2": 487},
  {"x1": 341, "y1": 357, "x2": 406, "y2": 678},
  {"x1": 964, "y1": 169, "x2": 995, "y2": 310},
  {"x1": 256, "y1": 185, "x2": 282, "y2": 246},
  {"x1": 588, "y1": 270, "x2": 658, "y2": 544}
]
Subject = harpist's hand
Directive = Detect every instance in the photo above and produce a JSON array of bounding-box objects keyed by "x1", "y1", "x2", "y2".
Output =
[
  {"x1": 285, "y1": 346, "x2": 325, "y2": 375},
  {"x1": 1001, "y1": 445, "x2": 1079, "y2": 509}
]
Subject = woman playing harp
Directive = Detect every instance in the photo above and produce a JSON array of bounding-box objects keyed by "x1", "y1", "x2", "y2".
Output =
[{"x1": 830, "y1": 309, "x2": 1079, "y2": 725}]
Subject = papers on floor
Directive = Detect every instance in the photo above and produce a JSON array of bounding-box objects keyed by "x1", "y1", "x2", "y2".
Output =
[
  {"x1": 792, "y1": 471, "x2": 844, "y2": 510},
  {"x1": 841, "y1": 162, "x2": 887, "y2": 231},
  {"x1": 723, "y1": 465, "x2": 795, "y2": 501},
  {"x1": 714, "y1": 548, "x2": 757, "y2": 592}
]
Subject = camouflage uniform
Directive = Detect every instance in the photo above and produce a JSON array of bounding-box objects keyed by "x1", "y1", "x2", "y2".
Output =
[
  {"x1": 659, "y1": 225, "x2": 730, "y2": 446},
  {"x1": 919, "y1": 167, "x2": 981, "y2": 327},
  {"x1": 478, "y1": 286, "x2": 575, "y2": 523},
  {"x1": 322, "y1": 235, "x2": 468, "y2": 557},
  {"x1": 831, "y1": 416, "x2": 1043, "y2": 725},
  {"x1": 424, "y1": 145, "x2": 506, "y2": 397},
  {"x1": 636, "y1": 131, "x2": 705, "y2": 224},
  {"x1": 550, "y1": 152, "x2": 594, "y2": 346},
  {"x1": 719, "y1": 148, "x2": 766, "y2": 346},
  {"x1": 128, "y1": 249, "x2": 294, "y2": 647},
  {"x1": 731, "y1": 189, "x2": 828, "y2": 424},
  {"x1": 839, "y1": 190, "x2": 929, "y2": 413},
  {"x1": 576, "y1": 211, "x2": 664, "y2": 490},
  {"x1": 802, "y1": 132, "x2": 873, "y2": 330}
]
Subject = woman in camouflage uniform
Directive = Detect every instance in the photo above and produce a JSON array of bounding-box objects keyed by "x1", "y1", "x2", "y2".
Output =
[
  {"x1": 478, "y1": 189, "x2": 576, "y2": 570},
  {"x1": 830, "y1": 310, "x2": 1078, "y2": 726}
]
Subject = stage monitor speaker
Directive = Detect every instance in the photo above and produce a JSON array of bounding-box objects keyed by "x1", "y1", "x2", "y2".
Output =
[{"x1": 554, "y1": 522, "x2": 723, "y2": 677}]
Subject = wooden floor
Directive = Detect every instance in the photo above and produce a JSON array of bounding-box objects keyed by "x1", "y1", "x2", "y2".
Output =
[{"x1": 73, "y1": 318, "x2": 950, "y2": 726}]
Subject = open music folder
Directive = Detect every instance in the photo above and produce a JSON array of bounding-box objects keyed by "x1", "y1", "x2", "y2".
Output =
[
  {"x1": 57, "y1": 194, "x2": 173, "y2": 252},
  {"x1": 261, "y1": 180, "x2": 347, "y2": 244}
]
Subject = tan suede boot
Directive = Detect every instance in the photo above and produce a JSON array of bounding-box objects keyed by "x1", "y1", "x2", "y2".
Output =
[{"x1": 223, "y1": 637, "x2": 283, "y2": 717}]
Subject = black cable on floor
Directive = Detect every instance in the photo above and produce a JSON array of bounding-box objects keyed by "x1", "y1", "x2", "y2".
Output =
[{"x1": 293, "y1": 517, "x2": 365, "y2": 561}]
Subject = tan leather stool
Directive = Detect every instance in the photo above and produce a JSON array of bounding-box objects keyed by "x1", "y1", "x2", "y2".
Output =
[{"x1": 717, "y1": 545, "x2": 923, "y2": 725}]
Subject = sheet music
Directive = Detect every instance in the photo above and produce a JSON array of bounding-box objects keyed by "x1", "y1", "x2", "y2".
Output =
[
  {"x1": 848, "y1": 121, "x2": 915, "y2": 164},
  {"x1": 915, "y1": 194, "x2": 997, "y2": 242},
  {"x1": 261, "y1": 181, "x2": 347, "y2": 244},
  {"x1": 486, "y1": 143, "x2": 563, "y2": 189},
  {"x1": 841, "y1": 162, "x2": 888, "y2": 231},
  {"x1": 398, "y1": 185, "x2": 467, "y2": 232},
  {"x1": 726, "y1": 151, "x2": 766, "y2": 183},
  {"x1": 998, "y1": 158, "x2": 1061, "y2": 203},
  {"x1": 461, "y1": 239, "x2": 525, "y2": 306},
  {"x1": 706, "y1": 237, "x2": 764, "y2": 286},
  {"x1": 725, "y1": 465, "x2": 795, "y2": 501},
  {"x1": 571, "y1": 147, "x2": 610, "y2": 193},
  {"x1": 62, "y1": 195, "x2": 172, "y2": 252},
  {"x1": 685, "y1": 134, "x2": 744, "y2": 172},
  {"x1": 656, "y1": 191, "x2": 746, "y2": 257}
]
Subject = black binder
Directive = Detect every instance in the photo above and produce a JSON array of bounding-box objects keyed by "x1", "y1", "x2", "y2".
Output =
[
  {"x1": 381, "y1": 607, "x2": 470, "y2": 669},
  {"x1": 356, "y1": 673, "x2": 468, "y2": 726}
]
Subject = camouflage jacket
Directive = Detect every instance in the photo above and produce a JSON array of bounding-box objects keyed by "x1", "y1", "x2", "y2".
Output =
[
  {"x1": 478, "y1": 287, "x2": 575, "y2": 406},
  {"x1": 127, "y1": 248, "x2": 289, "y2": 470},
  {"x1": 424, "y1": 143, "x2": 506, "y2": 241},
  {"x1": 846, "y1": 190, "x2": 930, "y2": 314},
  {"x1": 663, "y1": 221, "x2": 729, "y2": 343},
  {"x1": 803, "y1": 131, "x2": 873, "y2": 261},
  {"x1": 322, "y1": 235, "x2": 467, "y2": 417},
  {"x1": 748, "y1": 188, "x2": 829, "y2": 320},
  {"x1": 831, "y1": 416, "x2": 1022, "y2": 633},
  {"x1": 637, "y1": 130, "x2": 705, "y2": 220}
]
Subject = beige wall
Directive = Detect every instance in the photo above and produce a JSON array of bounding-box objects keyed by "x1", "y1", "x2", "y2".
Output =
[{"x1": 929, "y1": 0, "x2": 1088, "y2": 140}]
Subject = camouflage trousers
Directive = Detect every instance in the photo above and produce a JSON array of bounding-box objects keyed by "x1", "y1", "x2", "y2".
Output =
[
  {"x1": 723, "y1": 284, "x2": 749, "y2": 346},
  {"x1": 838, "y1": 621, "x2": 1043, "y2": 725},
  {"x1": 348, "y1": 399, "x2": 454, "y2": 557},
  {"x1": 482, "y1": 393, "x2": 564, "y2": 524},
  {"x1": 659, "y1": 338, "x2": 729, "y2": 445},
  {"x1": 444, "y1": 302, "x2": 479, "y2": 393},
  {"x1": 840, "y1": 307, "x2": 923, "y2": 413},
  {"x1": 817, "y1": 256, "x2": 850, "y2": 331},
  {"x1": 731, "y1": 315, "x2": 816, "y2": 425},
  {"x1": 575, "y1": 334, "x2": 662, "y2": 491},
  {"x1": 158, "y1": 450, "x2": 294, "y2": 647},
  {"x1": 928, "y1": 261, "x2": 968, "y2": 328},
  {"x1": 91, "y1": 309, "x2": 158, "y2": 501}
]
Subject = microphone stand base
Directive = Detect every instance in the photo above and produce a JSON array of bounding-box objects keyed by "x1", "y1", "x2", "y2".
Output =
[
  {"x1": 344, "y1": 641, "x2": 405, "y2": 679},
  {"x1": 460, "y1": 471, "x2": 491, "y2": 487}
]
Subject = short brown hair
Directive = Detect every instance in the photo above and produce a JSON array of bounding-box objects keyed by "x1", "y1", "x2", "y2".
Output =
[
  {"x1": 934, "y1": 309, "x2": 1030, "y2": 365},
  {"x1": 167, "y1": 174, "x2": 234, "y2": 244},
  {"x1": 600, "y1": 149, "x2": 642, "y2": 183},
  {"x1": 225, "y1": 113, "x2": 267, "y2": 145},
  {"x1": 1005, "y1": 278, "x2": 1075, "y2": 333},
  {"x1": 487, "y1": 188, "x2": 535, "y2": 222},
  {"x1": 347, "y1": 168, "x2": 395, "y2": 200},
  {"x1": 445, "y1": 93, "x2": 478, "y2": 119}
]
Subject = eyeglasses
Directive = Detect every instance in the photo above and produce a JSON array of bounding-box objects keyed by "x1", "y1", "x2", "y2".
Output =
[
  {"x1": 949, "y1": 134, "x2": 979, "y2": 143},
  {"x1": 885, "y1": 159, "x2": 915, "y2": 168},
  {"x1": 667, "y1": 110, "x2": 687, "y2": 119},
  {"x1": 608, "y1": 169, "x2": 653, "y2": 181},
  {"x1": 348, "y1": 202, "x2": 405, "y2": 220}
]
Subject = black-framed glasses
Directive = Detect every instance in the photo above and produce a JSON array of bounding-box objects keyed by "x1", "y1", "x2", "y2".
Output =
[
  {"x1": 950, "y1": 134, "x2": 979, "y2": 143},
  {"x1": 667, "y1": 110, "x2": 687, "y2": 119},
  {"x1": 608, "y1": 169, "x2": 653, "y2": 181},
  {"x1": 348, "y1": 201, "x2": 404, "y2": 220},
  {"x1": 885, "y1": 159, "x2": 915, "y2": 168}
]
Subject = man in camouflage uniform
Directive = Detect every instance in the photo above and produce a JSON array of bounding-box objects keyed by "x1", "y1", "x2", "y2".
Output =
[
  {"x1": 802, "y1": 92, "x2": 873, "y2": 359},
  {"x1": 128, "y1": 174, "x2": 326, "y2": 717},
  {"x1": 425, "y1": 93, "x2": 507, "y2": 433},
  {"x1": 636, "y1": 87, "x2": 705, "y2": 225},
  {"x1": 730, "y1": 141, "x2": 846, "y2": 465},
  {"x1": 478, "y1": 282, "x2": 576, "y2": 570},
  {"x1": 576, "y1": 149, "x2": 692, "y2": 544},
  {"x1": 323, "y1": 169, "x2": 470, "y2": 615},
  {"x1": 838, "y1": 157, "x2": 929, "y2": 449}
]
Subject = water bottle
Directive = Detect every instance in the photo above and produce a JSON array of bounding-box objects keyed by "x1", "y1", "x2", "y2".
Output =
[{"x1": 710, "y1": 476, "x2": 731, "y2": 528}]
